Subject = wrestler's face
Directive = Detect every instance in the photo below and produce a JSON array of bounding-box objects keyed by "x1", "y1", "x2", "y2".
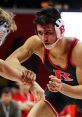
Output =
[{"x1": 36, "y1": 24, "x2": 57, "y2": 49}]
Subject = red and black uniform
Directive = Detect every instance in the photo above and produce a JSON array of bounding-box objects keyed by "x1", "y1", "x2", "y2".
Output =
[{"x1": 42, "y1": 38, "x2": 82, "y2": 114}]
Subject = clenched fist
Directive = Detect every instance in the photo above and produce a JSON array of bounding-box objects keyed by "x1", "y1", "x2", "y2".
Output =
[{"x1": 19, "y1": 66, "x2": 36, "y2": 84}]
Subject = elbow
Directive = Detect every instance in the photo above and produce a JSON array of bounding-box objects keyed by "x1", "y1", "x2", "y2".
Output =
[{"x1": 0, "y1": 59, "x2": 5, "y2": 67}]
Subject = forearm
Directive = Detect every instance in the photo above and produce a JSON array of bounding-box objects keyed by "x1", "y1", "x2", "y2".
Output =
[
  {"x1": 30, "y1": 81, "x2": 43, "y2": 92},
  {"x1": 0, "y1": 59, "x2": 22, "y2": 82},
  {"x1": 26, "y1": 102, "x2": 35, "y2": 110},
  {"x1": 30, "y1": 81, "x2": 45, "y2": 101},
  {"x1": 60, "y1": 83, "x2": 82, "y2": 99},
  {"x1": 6, "y1": 57, "x2": 22, "y2": 69}
]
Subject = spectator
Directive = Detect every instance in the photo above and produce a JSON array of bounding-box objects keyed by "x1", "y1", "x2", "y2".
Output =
[
  {"x1": 12, "y1": 83, "x2": 35, "y2": 117},
  {"x1": 0, "y1": 87, "x2": 21, "y2": 117}
]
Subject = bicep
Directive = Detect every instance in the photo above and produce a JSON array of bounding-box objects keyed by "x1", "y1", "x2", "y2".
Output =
[
  {"x1": 6, "y1": 35, "x2": 42, "y2": 63},
  {"x1": 6, "y1": 37, "x2": 35, "y2": 63}
]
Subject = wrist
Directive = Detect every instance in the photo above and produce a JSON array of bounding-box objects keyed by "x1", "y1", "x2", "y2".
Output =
[{"x1": 59, "y1": 82, "x2": 65, "y2": 93}]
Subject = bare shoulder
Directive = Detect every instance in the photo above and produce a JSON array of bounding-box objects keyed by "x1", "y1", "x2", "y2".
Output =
[
  {"x1": 71, "y1": 39, "x2": 82, "y2": 66},
  {"x1": 23, "y1": 35, "x2": 43, "y2": 52}
]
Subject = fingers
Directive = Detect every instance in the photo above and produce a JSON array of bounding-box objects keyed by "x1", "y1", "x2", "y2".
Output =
[
  {"x1": 20, "y1": 69, "x2": 36, "y2": 84},
  {"x1": 47, "y1": 84, "x2": 58, "y2": 92},
  {"x1": 49, "y1": 75, "x2": 61, "y2": 83},
  {"x1": 36, "y1": 90, "x2": 45, "y2": 101},
  {"x1": 27, "y1": 70, "x2": 36, "y2": 81},
  {"x1": 47, "y1": 75, "x2": 62, "y2": 92}
]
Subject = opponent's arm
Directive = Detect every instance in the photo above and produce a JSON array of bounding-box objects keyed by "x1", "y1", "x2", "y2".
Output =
[
  {"x1": 17, "y1": 101, "x2": 35, "y2": 110},
  {"x1": 30, "y1": 81, "x2": 45, "y2": 101},
  {"x1": 0, "y1": 59, "x2": 23, "y2": 82}
]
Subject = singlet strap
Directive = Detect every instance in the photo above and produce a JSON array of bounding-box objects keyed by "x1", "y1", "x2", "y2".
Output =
[{"x1": 68, "y1": 38, "x2": 79, "y2": 66}]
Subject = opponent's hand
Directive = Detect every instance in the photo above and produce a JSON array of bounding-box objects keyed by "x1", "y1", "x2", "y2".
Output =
[
  {"x1": 47, "y1": 75, "x2": 62, "y2": 92},
  {"x1": 31, "y1": 82, "x2": 45, "y2": 102},
  {"x1": 19, "y1": 66, "x2": 36, "y2": 84},
  {"x1": 0, "y1": 8, "x2": 17, "y2": 32}
]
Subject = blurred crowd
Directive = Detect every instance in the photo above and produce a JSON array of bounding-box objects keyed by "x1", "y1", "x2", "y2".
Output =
[
  {"x1": 0, "y1": 0, "x2": 82, "y2": 11},
  {"x1": 0, "y1": 81, "x2": 43, "y2": 117},
  {"x1": 0, "y1": 82, "x2": 82, "y2": 117}
]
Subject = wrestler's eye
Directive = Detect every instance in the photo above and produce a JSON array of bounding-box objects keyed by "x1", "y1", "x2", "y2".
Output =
[{"x1": 37, "y1": 31, "x2": 43, "y2": 35}]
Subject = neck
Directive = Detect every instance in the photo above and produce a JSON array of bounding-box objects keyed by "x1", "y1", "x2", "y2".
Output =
[{"x1": 50, "y1": 38, "x2": 67, "y2": 57}]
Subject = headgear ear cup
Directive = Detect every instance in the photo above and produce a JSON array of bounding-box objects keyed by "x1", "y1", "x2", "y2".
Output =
[
  {"x1": 0, "y1": 21, "x2": 10, "y2": 46},
  {"x1": 55, "y1": 18, "x2": 65, "y2": 39}
]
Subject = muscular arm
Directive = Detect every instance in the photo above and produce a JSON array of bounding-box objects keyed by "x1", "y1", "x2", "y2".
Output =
[
  {"x1": 5, "y1": 35, "x2": 43, "y2": 83},
  {"x1": 60, "y1": 42, "x2": 82, "y2": 99},
  {"x1": 48, "y1": 71, "x2": 82, "y2": 99},
  {"x1": 0, "y1": 59, "x2": 23, "y2": 82},
  {"x1": 6, "y1": 35, "x2": 42, "y2": 65},
  {"x1": 60, "y1": 64, "x2": 82, "y2": 99}
]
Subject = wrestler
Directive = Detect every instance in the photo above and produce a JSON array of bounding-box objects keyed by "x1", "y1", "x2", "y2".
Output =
[{"x1": 6, "y1": 7, "x2": 82, "y2": 117}]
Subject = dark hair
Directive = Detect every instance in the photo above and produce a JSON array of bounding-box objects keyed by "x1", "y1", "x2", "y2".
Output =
[
  {"x1": 34, "y1": 7, "x2": 61, "y2": 25},
  {"x1": 1, "y1": 87, "x2": 11, "y2": 95}
]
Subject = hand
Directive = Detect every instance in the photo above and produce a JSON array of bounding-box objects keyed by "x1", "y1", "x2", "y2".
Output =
[
  {"x1": 19, "y1": 66, "x2": 36, "y2": 84},
  {"x1": 31, "y1": 82, "x2": 45, "y2": 102},
  {"x1": 47, "y1": 75, "x2": 62, "y2": 92}
]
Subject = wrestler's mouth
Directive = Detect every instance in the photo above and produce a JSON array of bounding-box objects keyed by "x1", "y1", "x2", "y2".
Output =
[{"x1": 44, "y1": 42, "x2": 50, "y2": 45}]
